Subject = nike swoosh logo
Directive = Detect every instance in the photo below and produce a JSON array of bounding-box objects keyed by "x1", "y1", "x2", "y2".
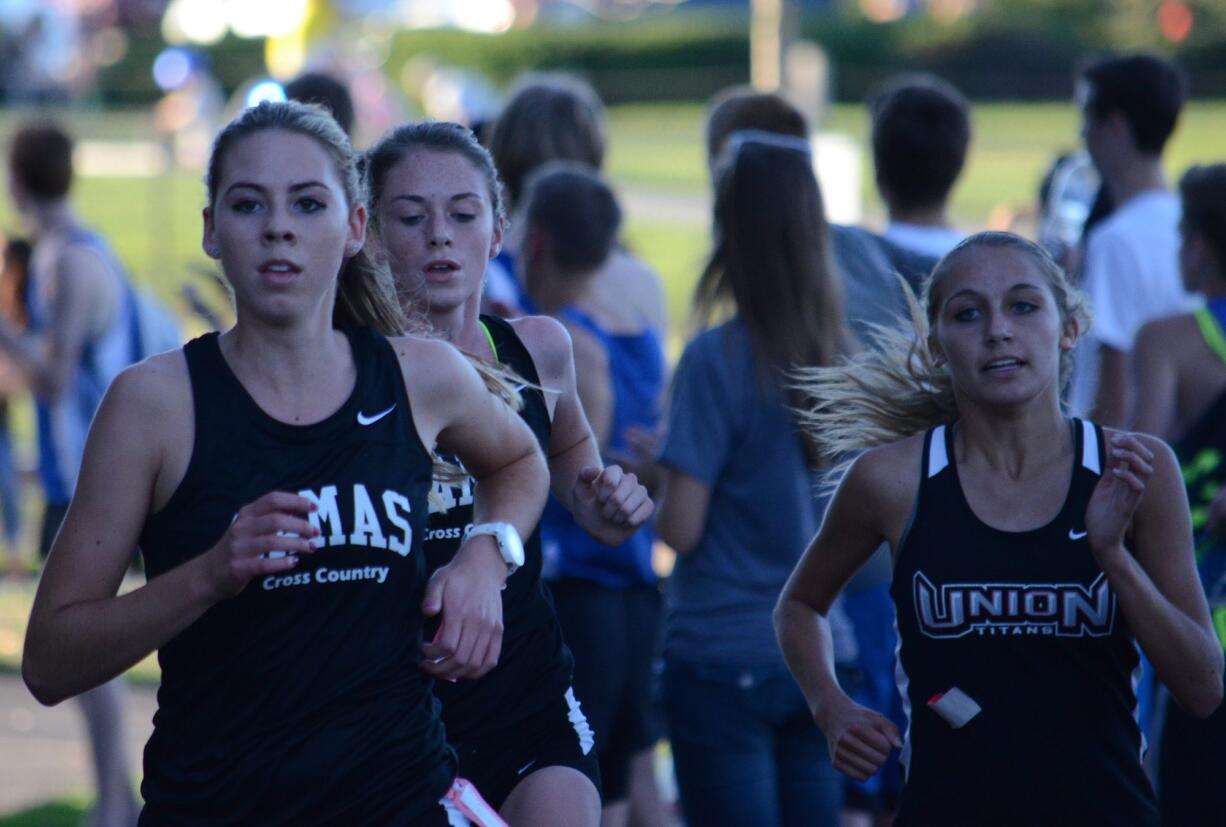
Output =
[
  {"x1": 1069, "y1": 529, "x2": 1088, "y2": 540},
  {"x1": 357, "y1": 404, "x2": 396, "y2": 426}
]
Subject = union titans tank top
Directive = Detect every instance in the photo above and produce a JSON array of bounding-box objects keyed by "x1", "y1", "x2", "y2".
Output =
[{"x1": 891, "y1": 419, "x2": 1156, "y2": 826}]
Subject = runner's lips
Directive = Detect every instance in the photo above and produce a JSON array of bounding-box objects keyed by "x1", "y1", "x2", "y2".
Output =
[
  {"x1": 258, "y1": 259, "x2": 303, "y2": 274},
  {"x1": 424, "y1": 259, "x2": 460, "y2": 273},
  {"x1": 981, "y1": 356, "x2": 1026, "y2": 372}
]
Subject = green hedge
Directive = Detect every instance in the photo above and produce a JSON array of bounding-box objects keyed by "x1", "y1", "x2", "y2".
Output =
[
  {"x1": 90, "y1": 13, "x2": 1226, "y2": 107},
  {"x1": 97, "y1": 33, "x2": 269, "y2": 105}
]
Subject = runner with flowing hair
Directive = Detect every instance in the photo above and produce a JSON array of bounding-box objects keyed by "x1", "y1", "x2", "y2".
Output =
[{"x1": 776, "y1": 231, "x2": 1222, "y2": 825}]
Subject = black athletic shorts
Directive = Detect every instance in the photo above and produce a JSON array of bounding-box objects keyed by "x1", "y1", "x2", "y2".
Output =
[
  {"x1": 451, "y1": 686, "x2": 602, "y2": 811},
  {"x1": 549, "y1": 578, "x2": 661, "y2": 802}
]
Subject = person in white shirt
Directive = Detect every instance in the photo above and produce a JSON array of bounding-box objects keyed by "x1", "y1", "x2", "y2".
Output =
[{"x1": 1069, "y1": 53, "x2": 1198, "y2": 425}]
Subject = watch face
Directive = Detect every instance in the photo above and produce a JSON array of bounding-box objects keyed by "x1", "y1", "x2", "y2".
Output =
[
  {"x1": 501, "y1": 525, "x2": 525, "y2": 568},
  {"x1": 470, "y1": 523, "x2": 524, "y2": 568}
]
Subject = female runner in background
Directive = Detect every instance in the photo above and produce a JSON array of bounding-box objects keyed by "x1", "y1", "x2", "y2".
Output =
[{"x1": 365, "y1": 121, "x2": 652, "y2": 827}]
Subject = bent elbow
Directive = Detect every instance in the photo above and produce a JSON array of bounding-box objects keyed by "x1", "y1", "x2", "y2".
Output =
[
  {"x1": 1175, "y1": 661, "x2": 1225, "y2": 720},
  {"x1": 658, "y1": 526, "x2": 697, "y2": 557},
  {"x1": 772, "y1": 602, "x2": 793, "y2": 645},
  {"x1": 1194, "y1": 674, "x2": 1225, "y2": 719},
  {"x1": 1182, "y1": 687, "x2": 1223, "y2": 720},
  {"x1": 21, "y1": 658, "x2": 69, "y2": 707}
]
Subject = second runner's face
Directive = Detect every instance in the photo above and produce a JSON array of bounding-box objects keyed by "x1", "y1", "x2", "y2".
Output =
[
  {"x1": 377, "y1": 149, "x2": 502, "y2": 316},
  {"x1": 930, "y1": 246, "x2": 1076, "y2": 410},
  {"x1": 204, "y1": 129, "x2": 364, "y2": 324}
]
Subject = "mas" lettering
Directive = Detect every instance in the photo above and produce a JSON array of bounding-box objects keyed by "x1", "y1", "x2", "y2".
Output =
[{"x1": 298, "y1": 484, "x2": 413, "y2": 556}]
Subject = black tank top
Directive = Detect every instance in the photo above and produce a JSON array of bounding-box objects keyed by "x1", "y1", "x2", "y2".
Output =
[
  {"x1": 424, "y1": 315, "x2": 573, "y2": 741},
  {"x1": 891, "y1": 419, "x2": 1157, "y2": 826},
  {"x1": 138, "y1": 326, "x2": 454, "y2": 825}
]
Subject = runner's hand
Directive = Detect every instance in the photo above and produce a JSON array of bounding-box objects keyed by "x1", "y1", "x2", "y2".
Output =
[
  {"x1": 203, "y1": 492, "x2": 319, "y2": 600},
  {"x1": 421, "y1": 534, "x2": 507, "y2": 681},
  {"x1": 818, "y1": 696, "x2": 902, "y2": 782},
  {"x1": 1085, "y1": 432, "x2": 1155, "y2": 568},
  {"x1": 572, "y1": 464, "x2": 654, "y2": 546}
]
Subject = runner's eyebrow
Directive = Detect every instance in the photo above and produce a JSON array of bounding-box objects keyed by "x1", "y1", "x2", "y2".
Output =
[
  {"x1": 945, "y1": 283, "x2": 1045, "y2": 304},
  {"x1": 224, "y1": 180, "x2": 330, "y2": 196},
  {"x1": 391, "y1": 193, "x2": 482, "y2": 205}
]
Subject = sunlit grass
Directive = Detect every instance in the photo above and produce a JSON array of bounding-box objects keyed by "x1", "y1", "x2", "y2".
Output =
[{"x1": 0, "y1": 797, "x2": 88, "y2": 827}]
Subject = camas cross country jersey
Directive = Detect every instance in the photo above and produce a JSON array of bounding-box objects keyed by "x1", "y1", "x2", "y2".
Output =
[
  {"x1": 891, "y1": 419, "x2": 1157, "y2": 826},
  {"x1": 424, "y1": 315, "x2": 573, "y2": 741},
  {"x1": 138, "y1": 326, "x2": 453, "y2": 825}
]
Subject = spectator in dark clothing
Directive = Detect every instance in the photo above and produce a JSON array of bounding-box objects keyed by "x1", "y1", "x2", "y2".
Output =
[{"x1": 869, "y1": 74, "x2": 971, "y2": 262}]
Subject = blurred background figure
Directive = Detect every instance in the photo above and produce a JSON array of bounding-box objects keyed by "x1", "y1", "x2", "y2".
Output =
[
  {"x1": 0, "y1": 237, "x2": 29, "y2": 579},
  {"x1": 1068, "y1": 53, "x2": 1196, "y2": 428},
  {"x1": 284, "y1": 71, "x2": 356, "y2": 137},
  {"x1": 702, "y1": 85, "x2": 913, "y2": 357},
  {"x1": 1037, "y1": 149, "x2": 1100, "y2": 275},
  {"x1": 486, "y1": 78, "x2": 673, "y2": 826},
  {"x1": 0, "y1": 0, "x2": 83, "y2": 104},
  {"x1": 1131, "y1": 163, "x2": 1226, "y2": 825},
  {"x1": 869, "y1": 74, "x2": 972, "y2": 276},
  {"x1": 5, "y1": 120, "x2": 142, "y2": 827},
  {"x1": 654, "y1": 131, "x2": 851, "y2": 827},
  {"x1": 518, "y1": 161, "x2": 670, "y2": 827},
  {"x1": 486, "y1": 71, "x2": 668, "y2": 345},
  {"x1": 701, "y1": 87, "x2": 901, "y2": 826}
]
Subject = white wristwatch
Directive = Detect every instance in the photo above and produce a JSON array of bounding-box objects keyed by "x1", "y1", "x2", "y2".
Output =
[{"x1": 466, "y1": 522, "x2": 525, "y2": 576}]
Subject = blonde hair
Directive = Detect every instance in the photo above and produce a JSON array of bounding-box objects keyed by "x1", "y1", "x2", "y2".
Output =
[{"x1": 794, "y1": 231, "x2": 1091, "y2": 459}]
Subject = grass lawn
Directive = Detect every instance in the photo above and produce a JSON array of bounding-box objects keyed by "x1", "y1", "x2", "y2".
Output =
[
  {"x1": 0, "y1": 100, "x2": 1224, "y2": 339},
  {"x1": 610, "y1": 99, "x2": 1226, "y2": 359},
  {"x1": 0, "y1": 798, "x2": 88, "y2": 827},
  {"x1": 610, "y1": 100, "x2": 1226, "y2": 229}
]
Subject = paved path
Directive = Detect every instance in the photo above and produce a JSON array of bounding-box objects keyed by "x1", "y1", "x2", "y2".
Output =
[{"x1": 0, "y1": 672, "x2": 155, "y2": 816}]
